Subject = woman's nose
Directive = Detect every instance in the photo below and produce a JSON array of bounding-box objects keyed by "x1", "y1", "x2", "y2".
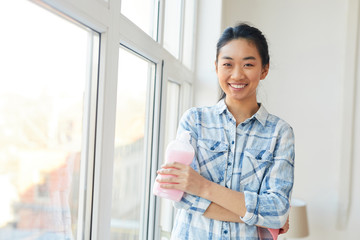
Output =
[{"x1": 231, "y1": 66, "x2": 244, "y2": 80}]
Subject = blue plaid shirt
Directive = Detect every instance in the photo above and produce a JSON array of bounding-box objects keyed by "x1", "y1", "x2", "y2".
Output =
[{"x1": 171, "y1": 99, "x2": 295, "y2": 240}]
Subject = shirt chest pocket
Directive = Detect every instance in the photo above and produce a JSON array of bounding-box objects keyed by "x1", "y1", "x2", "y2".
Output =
[
  {"x1": 241, "y1": 149, "x2": 273, "y2": 191},
  {"x1": 197, "y1": 139, "x2": 229, "y2": 183}
]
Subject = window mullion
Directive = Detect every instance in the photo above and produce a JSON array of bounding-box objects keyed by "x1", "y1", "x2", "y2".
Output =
[
  {"x1": 90, "y1": 1, "x2": 121, "y2": 239},
  {"x1": 178, "y1": 0, "x2": 186, "y2": 62},
  {"x1": 158, "y1": 0, "x2": 165, "y2": 46}
]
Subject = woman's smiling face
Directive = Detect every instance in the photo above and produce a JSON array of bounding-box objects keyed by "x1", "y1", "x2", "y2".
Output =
[{"x1": 216, "y1": 38, "x2": 269, "y2": 105}]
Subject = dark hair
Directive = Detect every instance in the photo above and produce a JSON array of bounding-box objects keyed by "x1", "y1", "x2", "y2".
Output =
[{"x1": 217, "y1": 23, "x2": 270, "y2": 99}]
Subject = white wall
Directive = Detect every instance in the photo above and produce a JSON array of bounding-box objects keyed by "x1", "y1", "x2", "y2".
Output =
[
  {"x1": 221, "y1": 0, "x2": 344, "y2": 237},
  {"x1": 193, "y1": 0, "x2": 222, "y2": 107},
  {"x1": 345, "y1": 77, "x2": 360, "y2": 237},
  {"x1": 194, "y1": 0, "x2": 360, "y2": 239},
  {"x1": 344, "y1": 5, "x2": 360, "y2": 235}
]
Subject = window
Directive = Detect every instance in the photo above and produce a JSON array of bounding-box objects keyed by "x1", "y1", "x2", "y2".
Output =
[
  {"x1": 0, "y1": 1, "x2": 99, "y2": 239},
  {"x1": 163, "y1": 0, "x2": 197, "y2": 66},
  {"x1": 163, "y1": 0, "x2": 182, "y2": 58},
  {"x1": 0, "y1": 0, "x2": 198, "y2": 239},
  {"x1": 158, "y1": 81, "x2": 181, "y2": 240},
  {"x1": 111, "y1": 47, "x2": 156, "y2": 239},
  {"x1": 182, "y1": 0, "x2": 196, "y2": 69},
  {"x1": 121, "y1": 0, "x2": 159, "y2": 39}
]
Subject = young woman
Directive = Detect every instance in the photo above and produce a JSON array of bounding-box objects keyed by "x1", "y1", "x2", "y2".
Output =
[{"x1": 156, "y1": 23, "x2": 294, "y2": 240}]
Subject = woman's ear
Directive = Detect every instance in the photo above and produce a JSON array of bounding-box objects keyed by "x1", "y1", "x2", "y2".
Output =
[
  {"x1": 215, "y1": 60, "x2": 218, "y2": 74},
  {"x1": 260, "y1": 64, "x2": 269, "y2": 80}
]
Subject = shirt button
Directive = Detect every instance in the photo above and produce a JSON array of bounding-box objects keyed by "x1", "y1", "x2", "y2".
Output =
[
  {"x1": 231, "y1": 141, "x2": 234, "y2": 144},
  {"x1": 224, "y1": 230, "x2": 228, "y2": 234},
  {"x1": 227, "y1": 162, "x2": 232, "y2": 166}
]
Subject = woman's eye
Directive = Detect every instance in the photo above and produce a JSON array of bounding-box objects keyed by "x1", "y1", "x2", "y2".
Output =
[
  {"x1": 244, "y1": 63, "x2": 254, "y2": 67},
  {"x1": 223, "y1": 63, "x2": 231, "y2": 67}
]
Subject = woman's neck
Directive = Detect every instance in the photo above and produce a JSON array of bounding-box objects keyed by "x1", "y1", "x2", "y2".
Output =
[{"x1": 225, "y1": 97, "x2": 259, "y2": 125}]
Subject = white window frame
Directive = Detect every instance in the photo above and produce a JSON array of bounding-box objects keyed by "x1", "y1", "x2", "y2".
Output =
[{"x1": 31, "y1": 0, "x2": 197, "y2": 239}]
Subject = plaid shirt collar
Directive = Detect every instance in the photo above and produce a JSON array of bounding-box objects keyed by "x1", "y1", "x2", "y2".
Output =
[{"x1": 215, "y1": 98, "x2": 269, "y2": 127}]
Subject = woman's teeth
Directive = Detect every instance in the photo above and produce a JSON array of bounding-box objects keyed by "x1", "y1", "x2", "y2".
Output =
[{"x1": 230, "y1": 84, "x2": 246, "y2": 89}]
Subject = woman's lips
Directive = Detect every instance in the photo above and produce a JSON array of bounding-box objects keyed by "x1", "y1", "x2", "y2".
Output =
[{"x1": 229, "y1": 83, "x2": 247, "y2": 89}]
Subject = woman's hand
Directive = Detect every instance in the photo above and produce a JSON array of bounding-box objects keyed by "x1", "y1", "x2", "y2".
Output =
[
  {"x1": 156, "y1": 162, "x2": 209, "y2": 197},
  {"x1": 279, "y1": 215, "x2": 290, "y2": 234}
]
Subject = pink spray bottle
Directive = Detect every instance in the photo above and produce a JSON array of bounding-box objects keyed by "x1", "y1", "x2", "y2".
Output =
[{"x1": 153, "y1": 131, "x2": 195, "y2": 202}]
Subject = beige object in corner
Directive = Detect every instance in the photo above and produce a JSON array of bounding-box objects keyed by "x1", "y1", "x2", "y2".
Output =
[{"x1": 285, "y1": 198, "x2": 309, "y2": 239}]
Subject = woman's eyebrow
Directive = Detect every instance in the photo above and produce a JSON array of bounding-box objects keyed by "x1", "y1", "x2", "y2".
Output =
[
  {"x1": 243, "y1": 56, "x2": 256, "y2": 60},
  {"x1": 221, "y1": 56, "x2": 257, "y2": 60},
  {"x1": 221, "y1": 56, "x2": 233, "y2": 60}
]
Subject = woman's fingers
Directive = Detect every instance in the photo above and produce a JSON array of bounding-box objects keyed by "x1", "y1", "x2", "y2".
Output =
[
  {"x1": 156, "y1": 164, "x2": 185, "y2": 185},
  {"x1": 157, "y1": 168, "x2": 180, "y2": 175},
  {"x1": 156, "y1": 163, "x2": 203, "y2": 195},
  {"x1": 157, "y1": 162, "x2": 191, "y2": 179},
  {"x1": 156, "y1": 174, "x2": 179, "y2": 183},
  {"x1": 161, "y1": 161, "x2": 186, "y2": 169},
  {"x1": 279, "y1": 216, "x2": 290, "y2": 234},
  {"x1": 156, "y1": 174, "x2": 185, "y2": 191}
]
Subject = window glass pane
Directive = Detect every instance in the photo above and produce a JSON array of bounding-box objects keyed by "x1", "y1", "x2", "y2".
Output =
[
  {"x1": 0, "y1": 1, "x2": 98, "y2": 239},
  {"x1": 159, "y1": 81, "x2": 180, "y2": 239},
  {"x1": 163, "y1": 0, "x2": 182, "y2": 58},
  {"x1": 181, "y1": 82, "x2": 192, "y2": 114},
  {"x1": 182, "y1": 0, "x2": 196, "y2": 69},
  {"x1": 164, "y1": 82, "x2": 181, "y2": 144},
  {"x1": 121, "y1": 0, "x2": 158, "y2": 39},
  {"x1": 111, "y1": 48, "x2": 155, "y2": 239}
]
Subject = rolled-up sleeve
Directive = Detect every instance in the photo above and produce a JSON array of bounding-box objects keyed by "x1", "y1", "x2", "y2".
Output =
[
  {"x1": 240, "y1": 123, "x2": 295, "y2": 229},
  {"x1": 172, "y1": 108, "x2": 212, "y2": 215}
]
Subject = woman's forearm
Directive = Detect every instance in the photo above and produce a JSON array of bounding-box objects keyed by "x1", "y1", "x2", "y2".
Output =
[
  {"x1": 203, "y1": 202, "x2": 273, "y2": 230},
  {"x1": 200, "y1": 179, "x2": 247, "y2": 218},
  {"x1": 157, "y1": 162, "x2": 248, "y2": 217},
  {"x1": 203, "y1": 202, "x2": 244, "y2": 222},
  {"x1": 157, "y1": 163, "x2": 284, "y2": 229}
]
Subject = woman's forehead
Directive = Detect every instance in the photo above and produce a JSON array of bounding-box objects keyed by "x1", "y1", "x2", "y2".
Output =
[{"x1": 218, "y1": 39, "x2": 260, "y2": 60}]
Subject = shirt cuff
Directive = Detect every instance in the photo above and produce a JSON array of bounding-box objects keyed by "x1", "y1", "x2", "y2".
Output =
[
  {"x1": 173, "y1": 193, "x2": 211, "y2": 214},
  {"x1": 239, "y1": 191, "x2": 258, "y2": 225}
]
